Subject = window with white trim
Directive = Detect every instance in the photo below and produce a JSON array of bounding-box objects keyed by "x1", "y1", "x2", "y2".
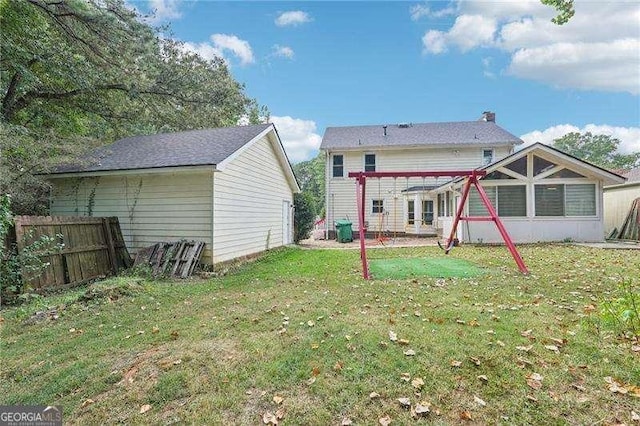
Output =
[
  {"x1": 364, "y1": 154, "x2": 376, "y2": 172},
  {"x1": 535, "y1": 184, "x2": 596, "y2": 216},
  {"x1": 332, "y1": 154, "x2": 344, "y2": 178},
  {"x1": 469, "y1": 185, "x2": 526, "y2": 217},
  {"x1": 407, "y1": 200, "x2": 415, "y2": 224},
  {"x1": 372, "y1": 199, "x2": 384, "y2": 214},
  {"x1": 482, "y1": 149, "x2": 494, "y2": 165}
]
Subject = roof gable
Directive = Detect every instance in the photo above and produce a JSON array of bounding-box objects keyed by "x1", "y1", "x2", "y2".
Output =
[
  {"x1": 321, "y1": 121, "x2": 523, "y2": 150},
  {"x1": 50, "y1": 124, "x2": 272, "y2": 174},
  {"x1": 482, "y1": 143, "x2": 626, "y2": 185}
]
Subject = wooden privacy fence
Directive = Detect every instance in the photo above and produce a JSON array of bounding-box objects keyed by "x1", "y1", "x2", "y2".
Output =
[{"x1": 14, "y1": 216, "x2": 132, "y2": 291}]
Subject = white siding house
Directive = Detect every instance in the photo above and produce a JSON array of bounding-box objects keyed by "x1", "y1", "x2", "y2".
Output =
[
  {"x1": 320, "y1": 113, "x2": 625, "y2": 243},
  {"x1": 46, "y1": 124, "x2": 300, "y2": 265},
  {"x1": 321, "y1": 113, "x2": 519, "y2": 238}
]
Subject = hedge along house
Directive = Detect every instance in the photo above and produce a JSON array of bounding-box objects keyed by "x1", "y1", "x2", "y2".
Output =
[
  {"x1": 45, "y1": 124, "x2": 300, "y2": 266},
  {"x1": 437, "y1": 143, "x2": 626, "y2": 243}
]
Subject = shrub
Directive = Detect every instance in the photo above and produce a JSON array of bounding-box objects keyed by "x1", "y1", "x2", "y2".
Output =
[
  {"x1": 599, "y1": 279, "x2": 640, "y2": 337},
  {"x1": 293, "y1": 192, "x2": 316, "y2": 243}
]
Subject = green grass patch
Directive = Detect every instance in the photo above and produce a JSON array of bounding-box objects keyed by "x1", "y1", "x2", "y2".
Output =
[
  {"x1": 369, "y1": 256, "x2": 485, "y2": 279},
  {"x1": 1, "y1": 245, "x2": 639, "y2": 424}
]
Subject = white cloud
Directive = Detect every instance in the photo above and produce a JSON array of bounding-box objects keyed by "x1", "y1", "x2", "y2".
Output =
[
  {"x1": 275, "y1": 11, "x2": 312, "y2": 27},
  {"x1": 272, "y1": 44, "x2": 295, "y2": 59},
  {"x1": 270, "y1": 116, "x2": 322, "y2": 163},
  {"x1": 422, "y1": 30, "x2": 448, "y2": 54},
  {"x1": 482, "y1": 57, "x2": 495, "y2": 79},
  {"x1": 182, "y1": 41, "x2": 223, "y2": 62},
  {"x1": 447, "y1": 15, "x2": 497, "y2": 52},
  {"x1": 182, "y1": 34, "x2": 254, "y2": 66},
  {"x1": 146, "y1": 0, "x2": 183, "y2": 23},
  {"x1": 508, "y1": 39, "x2": 640, "y2": 94},
  {"x1": 520, "y1": 124, "x2": 640, "y2": 154},
  {"x1": 418, "y1": 1, "x2": 640, "y2": 94},
  {"x1": 211, "y1": 34, "x2": 254, "y2": 66}
]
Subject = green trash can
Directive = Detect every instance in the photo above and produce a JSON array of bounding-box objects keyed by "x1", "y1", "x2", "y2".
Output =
[{"x1": 335, "y1": 219, "x2": 353, "y2": 243}]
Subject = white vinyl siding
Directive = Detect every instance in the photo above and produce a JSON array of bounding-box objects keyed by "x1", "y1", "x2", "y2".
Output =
[
  {"x1": 49, "y1": 170, "x2": 214, "y2": 262},
  {"x1": 213, "y1": 134, "x2": 294, "y2": 264},
  {"x1": 326, "y1": 146, "x2": 511, "y2": 232}
]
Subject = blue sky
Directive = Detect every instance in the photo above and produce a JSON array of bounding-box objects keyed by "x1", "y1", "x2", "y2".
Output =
[{"x1": 135, "y1": 1, "x2": 640, "y2": 163}]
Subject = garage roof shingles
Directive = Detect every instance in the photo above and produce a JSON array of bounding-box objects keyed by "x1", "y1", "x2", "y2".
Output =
[
  {"x1": 52, "y1": 124, "x2": 272, "y2": 174},
  {"x1": 321, "y1": 121, "x2": 523, "y2": 150}
]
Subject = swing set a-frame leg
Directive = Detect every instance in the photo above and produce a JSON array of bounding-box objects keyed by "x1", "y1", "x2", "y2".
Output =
[{"x1": 444, "y1": 175, "x2": 529, "y2": 274}]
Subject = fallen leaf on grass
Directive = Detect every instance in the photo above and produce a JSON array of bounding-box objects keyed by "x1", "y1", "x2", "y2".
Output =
[
  {"x1": 400, "y1": 373, "x2": 411, "y2": 382},
  {"x1": 404, "y1": 349, "x2": 416, "y2": 356},
  {"x1": 631, "y1": 411, "x2": 639, "y2": 421},
  {"x1": 152, "y1": 326, "x2": 159, "y2": 333},
  {"x1": 412, "y1": 377, "x2": 425, "y2": 389},
  {"x1": 312, "y1": 367, "x2": 321, "y2": 376},
  {"x1": 474, "y1": 395, "x2": 486, "y2": 407},
  {"x1": 273, "y1": 395, "x2": 284, "y2": 405},
  {"x1": 306, "y1": 377, "x2": 316, "y2": 386},
  {"x1": 459, "y1": 411, "x2": 473, "y2": 421},
  {"x1": 262, "y1": 411, "x2": 278, "y2": 425},
  {"x1": 398, "y1": 397, "x2": 411, "y2": 408},
  {"x1": 81, "y1": 399, "x2": 94, "y2": 408},
  {"x1": 526, "y1": 395, "x2": 538, "y2": 403},
  {"x1": 139, "y1": 404, "x2": 152, "y2": 414},
  {"x1": 398, "y1": 339, "x2": 410, "y2": 346},
  {"x1": 544, "y1": 345, "x2": 560, "y2": 353},
  {"x1": 333, "y1": 361, "x2": 344, "y2": 371},
  {"x1": 370, "y1": 391, "x2": 381, "y2": 399},
  {"x1": 477, "y1": 375, "x2": 488, "y2": 383},
  {"x1": 605, "y1": 376, "x2": 640, "y2": 397},
  {"x1": 307, "y1": 320, "x2": 315, "y2": 327},
  {"x1": 414, "y1": 403, "x2": 430, "y2": 415},
  {"x1": 469, "y1": 356, "x2": 481, "y2": 366},
  {"x1": 516, "y1": 345, "x2": 533, "y2": 352},
  {"x1": 450, "y1": 360, "x2": 462, "y2": 368},
  {"x1": 520, "y1": 329, "x2": 534, "y2": 339},
  {"x1": 379, "y1": 415, "x2": 392, "y2": 426},
  {"x1": 341, "y1": 418, "x2": 353, "y2": 425},
  {"x1": 583, "y1": 304, "x2": 596, "y2": 314},
  {"x1": 526, "y1": 373, "x2": 543, "y2": 390},
  {"x1": 275, "y1": 408, "x2": 286, "y2": 420},
  {"x1": 389, "y1": 331, "x2": 398, "y2": 342},
  {"x1": 632, "y1": 344, "x2": 640, "y2": 352}
]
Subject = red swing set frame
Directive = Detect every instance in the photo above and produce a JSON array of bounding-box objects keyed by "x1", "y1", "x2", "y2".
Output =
[{"x1": 348, "y1": 170, "x2": 529, "y2": 279}]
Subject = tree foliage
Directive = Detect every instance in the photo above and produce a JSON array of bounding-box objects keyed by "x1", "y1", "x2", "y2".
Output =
[
  {"x1": 293, "y1": 192, "x2": 316, "y2": 243},
  {"x1": 541, "y1": 0, "x2": 575, "y2": 25},
  {"x1": 1, "y1": 0, "x2": 263, "y2": 214},
  {"x1": 552, "y1": 132, "x2": 640, "y2": 170},
  {"x1": 292, "y1": 153, "x2": 325, "y2": 217}
]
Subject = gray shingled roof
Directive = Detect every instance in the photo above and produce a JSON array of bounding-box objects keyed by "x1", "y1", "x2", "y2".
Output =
[
  {"x1": 51, "y1": 124, "x2": 272, "y2": 174},
  {"x1": 321, "y1": 121, "x2": 523, "y2": 150}
]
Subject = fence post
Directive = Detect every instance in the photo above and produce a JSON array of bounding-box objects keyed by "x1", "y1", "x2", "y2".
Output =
[{"x1": 102, "y1": 217, "x2": 118, "y2": 274}]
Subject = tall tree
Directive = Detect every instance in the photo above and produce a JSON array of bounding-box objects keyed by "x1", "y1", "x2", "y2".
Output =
[
  {"x1": 552, "y1": 132, "x2": 640, "y2": 170},
  {"x1": 292, "y1": 153, "x2": 325, "y2": 217},
  {"x1": 1, "y1": 0, "x2": 263, "y2": 214}
]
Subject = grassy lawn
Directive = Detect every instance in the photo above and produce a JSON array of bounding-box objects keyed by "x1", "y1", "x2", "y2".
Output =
[{"x1": 1, "y1": 244, "x2": 639, "y2": 425}]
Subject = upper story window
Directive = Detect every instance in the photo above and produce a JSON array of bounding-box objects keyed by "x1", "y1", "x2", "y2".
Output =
[
  {"x1": 482, "y1": 149, "x2": 494, "y2": 165},
  {"x1": 364, "y1": 154, "x2": 376, "y2": 172},
  {"x1": 332, "y1": 154, "x2": 344, "y2": 178}
]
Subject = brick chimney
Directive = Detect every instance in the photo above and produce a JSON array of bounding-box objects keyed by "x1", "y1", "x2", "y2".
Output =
[{"x1": 481, "y1": 111, "x2": 496, "y2": 122}]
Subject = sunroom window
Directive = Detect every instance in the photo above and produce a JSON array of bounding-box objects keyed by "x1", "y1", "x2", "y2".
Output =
[
  {"x1": 469, "y1": 186, "x2": 526, "y2": 217},
  {"x1": 535, "y1": 184, "x2": 596, "y2": 216}
]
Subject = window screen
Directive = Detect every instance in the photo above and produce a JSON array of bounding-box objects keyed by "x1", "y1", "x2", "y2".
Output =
[
  {"x1": 497, "y1": 186, "x2": 526, "y2": 216},
  {"x1": 535, "y1": 184, "x2": 564, "y2": 216},
  {"x1": 332, "y1": 155, "x2": 344, "y2": 178},
  {"x1": 565, "y1": 184, "x2": 595, "y2": 216},
  {"x1": 469, "y1": 187, "x2": 497, "y2": 215},
  {"x1": 407, "y1": 200, "x2": 415, "y2": 224}
]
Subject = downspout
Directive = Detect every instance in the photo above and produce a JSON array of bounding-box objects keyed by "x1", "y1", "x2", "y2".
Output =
[
  {"x1": 211, "y1": 167, "x2": 216, "y2": 266},
  {"x1": 325, "y1": 149, "x2": 330, "y2": 240}
]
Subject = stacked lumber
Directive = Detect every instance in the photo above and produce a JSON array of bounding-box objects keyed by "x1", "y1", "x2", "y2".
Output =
[
  {"x1": 133, "y1": 240, "x2": 205, "y2": 278},
  {"x1": 612, "y1": 198, "x2": 640, "y2": 241}
]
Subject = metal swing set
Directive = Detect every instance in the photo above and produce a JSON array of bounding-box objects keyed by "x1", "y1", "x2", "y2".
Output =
[{"x1": 348, "y1": 170, "x2": 529, "y2": 280}]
